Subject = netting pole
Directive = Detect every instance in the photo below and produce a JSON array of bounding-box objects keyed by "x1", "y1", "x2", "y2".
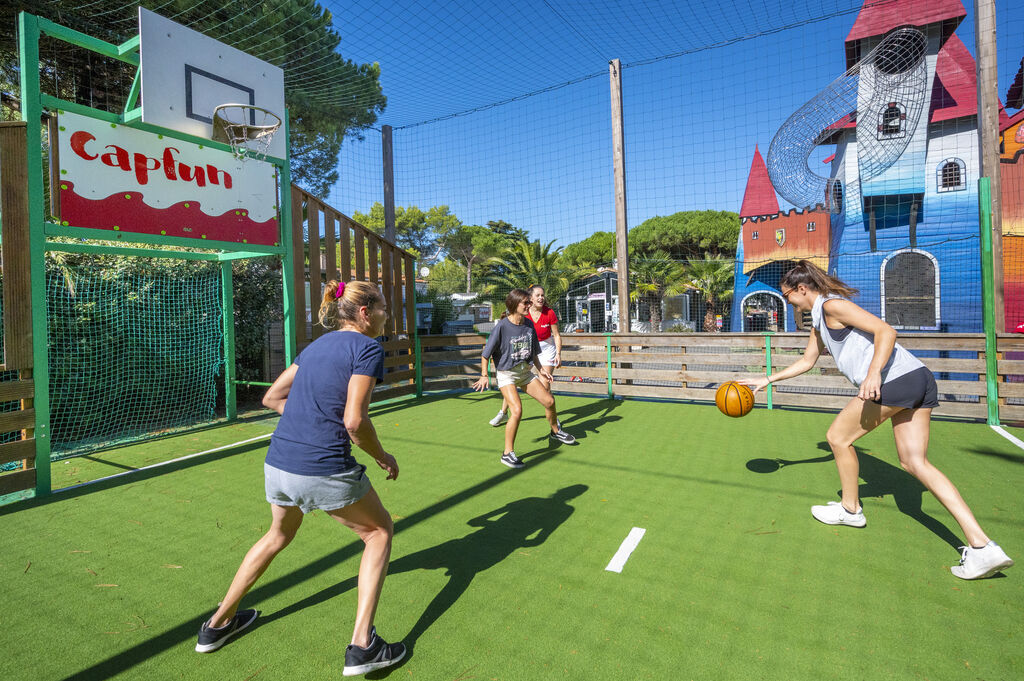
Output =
[
  {"x1": 978, "y1": 177, "x2": 1000, "y2": 425},
  {"x1": 605, "y1": 333, "x2": 614, "y2": 398},
  {"x1": 609, "y1": 59, "x2": 631, "y2": 333},
  {"x1": 414, "y1": 334, "x2": 423, "y2": 398},
  {"x1": 221, "y1": 261, "x2": 237, "y2": 421},
  {"x1": 763, "y1": 333, "x2": 774, "y2": 410},
  {"x1": 19, "y1": 12, "x2": 51, "y2": 496},
  {"x1": 974, "y1": 0, "x2": 1005, "y2": 332},
  {"x1": 278, "y1": 110, "x2": 297, "y2": 365}
]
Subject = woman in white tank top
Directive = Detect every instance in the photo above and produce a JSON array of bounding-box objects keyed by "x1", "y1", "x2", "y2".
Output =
[{"x1": 741, "y1": 261, "x2": 1012, "y2": 580}]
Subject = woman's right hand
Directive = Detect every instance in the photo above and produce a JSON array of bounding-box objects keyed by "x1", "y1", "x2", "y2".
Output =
[
  {"x1": 471, "y1": 376, "x2": 489, "y2": 391},
  {"x1": 375, "y1": 452, "x2": 399, "y2": 480},
  {"x1": 739, "y1": 377, "x2": 770, "y2": 394}
]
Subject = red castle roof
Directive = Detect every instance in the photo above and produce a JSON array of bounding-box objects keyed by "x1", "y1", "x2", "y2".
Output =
[
  {"x1": 845, "y1": 0, "x2": 965, "y2": 69},
  {"x1": 740, "y1": 145, "x2": 779, "y2": 219},
  {"x1": 930, "y1": 34, "x2": 1010, "y2": 126}
]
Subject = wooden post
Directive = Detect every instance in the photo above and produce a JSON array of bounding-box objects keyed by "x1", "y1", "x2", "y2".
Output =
[
  {"x1": 975, "y1": 0, "x2": 1004, "y2": 332},
  {"x1": 383, "y1": 125, "x2": 396, "y2": 244},
  {"x1": 610, "y1": 59, "x2": 631, "y2": 333},
  {"x1": 382, "y1": 125, "x2": 396, "y2": 310}
]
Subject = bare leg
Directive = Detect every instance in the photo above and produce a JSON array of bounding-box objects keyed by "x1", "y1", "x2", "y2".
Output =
[
  {"x1": 891, "y1": 408, "x2": 990, "y2": 547},
  {"x1": 501, "y1": 385, "x2": 523, "y2": 453},
  {"x1": 327, "y1": 487, "x2": 395, "y2": 648},
  {"x1": 524, "y1": 377, "x2": 558, "y2": 432},
  {"x1": 209, "y1": 504, "x2": 304, "y2": 627},
  {"x1": 826, "y1": 398, "x2": 903, "y2": 512}
]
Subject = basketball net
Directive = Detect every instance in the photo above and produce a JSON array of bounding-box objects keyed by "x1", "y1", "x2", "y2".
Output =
[{"x1": 211, "y1": 104, "x2": 282, "y2": 162}]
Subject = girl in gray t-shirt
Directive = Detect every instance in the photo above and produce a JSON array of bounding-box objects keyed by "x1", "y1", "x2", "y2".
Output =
[
  {"x1": 741, "y1": 260, "x2": 1012, "y2": 581},
  {"x1": 473, "y1": 288, "x2": 576, "y2": 468}
]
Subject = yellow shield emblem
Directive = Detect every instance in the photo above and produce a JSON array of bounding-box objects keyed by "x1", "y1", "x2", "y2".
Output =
[{"x1": 775, "y1": 228, "x2": 786, "y2": 246}]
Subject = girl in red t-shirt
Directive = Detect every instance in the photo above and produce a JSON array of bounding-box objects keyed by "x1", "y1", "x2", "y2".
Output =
[{"x1": 490, "y1": 285, "x2": 562, "y2": 426}]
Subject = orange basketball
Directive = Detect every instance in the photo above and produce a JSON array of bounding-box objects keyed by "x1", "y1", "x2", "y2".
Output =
[{"x1": 715, "y1": 381, "x2": 754, "y2": 417}]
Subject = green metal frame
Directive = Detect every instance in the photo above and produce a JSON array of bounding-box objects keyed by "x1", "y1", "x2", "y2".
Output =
[
  {"x1": 605, "y1": 334, "x2": 614, "y2": 398},
  {"x1": 763, "y1": 332, "x2": 774, "y2": 410},
  {"x1": 978, "y1": 178, "x2": 1000, "y2": 425},
  {"x1": 17, "y1": 12, "x2": 295, "y2": 496}
]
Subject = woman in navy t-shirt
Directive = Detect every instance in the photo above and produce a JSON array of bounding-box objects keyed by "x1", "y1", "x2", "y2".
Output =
[{"x1": 196, "y1": 279, "x2": 406, "y2": 675}]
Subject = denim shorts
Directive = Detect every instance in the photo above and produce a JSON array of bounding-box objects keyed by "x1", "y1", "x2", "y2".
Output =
[
  {"x1": 496, "y1": 362, "x2": 537, "y2": 389},
  {"x1": 264, "y1": 463, "x2": 372, "y2": 513}
]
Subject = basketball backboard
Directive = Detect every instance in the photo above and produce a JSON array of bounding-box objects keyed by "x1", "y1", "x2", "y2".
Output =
[{"x1": 138, "y1": 7, "x2": 287, "y2": 160}]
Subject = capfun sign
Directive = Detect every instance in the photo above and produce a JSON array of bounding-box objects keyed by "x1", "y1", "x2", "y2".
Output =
[{"x1": 58, "y1": 111, "x2": 279, "y2": 245}]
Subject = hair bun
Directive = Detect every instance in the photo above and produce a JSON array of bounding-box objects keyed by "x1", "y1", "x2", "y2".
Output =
[{"x1": 334, "y1": 281, "x2": 346, "y2": 299}]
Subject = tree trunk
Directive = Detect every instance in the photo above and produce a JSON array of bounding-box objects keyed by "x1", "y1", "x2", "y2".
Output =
[
  {"x1": 465, "y1": 258, "x2": 473, "y2": 293},
  {"x1": 649, "y1": 294, "x2": 662, "y2": 330},
  {"x1": 703, "y1": 298, "x2": 717, "y2": 332}
]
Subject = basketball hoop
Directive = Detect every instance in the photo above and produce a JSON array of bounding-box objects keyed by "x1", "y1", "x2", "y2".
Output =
[{"x1": 211, "y1": 104, "x2": 282, "y2": 162}]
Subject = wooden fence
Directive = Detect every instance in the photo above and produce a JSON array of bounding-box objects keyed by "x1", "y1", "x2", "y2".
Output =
[
  {"x1": 288, "y1": 186, "x2": 418, "y2": 403},
  {"x1": 0, "y1": 122, "x2": 37, "y2": 497},
  {"x1": 416, "y1": 332, "x2": 1024, "y2": 422}
]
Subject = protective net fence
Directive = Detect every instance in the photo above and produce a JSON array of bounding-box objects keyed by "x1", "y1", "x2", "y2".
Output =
[
  {"x1": 326, "y1": 2, "x2": 1022, "y2": 339},
  {"x1": 45, "y1": 262, "x2": 223, "y2": 459}
]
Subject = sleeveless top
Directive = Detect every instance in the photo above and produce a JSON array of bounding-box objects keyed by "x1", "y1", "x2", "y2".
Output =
[{"x1": 811, "y1": 294, "x2": 923, "y2": 387}]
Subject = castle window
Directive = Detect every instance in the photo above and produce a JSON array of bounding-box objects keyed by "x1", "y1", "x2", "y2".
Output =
[
  {"x1": 807, "y1": 222, "x2": 815, "y2": 232},
  {"x1": 882, "y1": 251, "x2": 938, "y2": 329},
  {"x1": 878, "y1": 102, "x2": 906, "y2": 139},
  {"x1": 830, "y1": 180, "x2": 843, "y2": 213},
  {"x1": 937, "y1": 158, "x2": 966, "y2": 192},
  {"x1": 751, "y1": 231, "x2": 759, "y2": 240}
]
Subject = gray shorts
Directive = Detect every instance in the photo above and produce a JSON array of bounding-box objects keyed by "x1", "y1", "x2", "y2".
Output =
[{"x1": 264, "y1": 463, "x2": 372, "y2": 514}]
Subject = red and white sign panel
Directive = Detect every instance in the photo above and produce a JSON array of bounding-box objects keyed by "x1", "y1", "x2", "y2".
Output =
[{"x1": 58, "y1": 112, "x2": 279, "y2": 246}]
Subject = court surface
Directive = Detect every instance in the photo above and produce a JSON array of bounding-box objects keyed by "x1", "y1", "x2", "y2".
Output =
[{"x1": 1, "y1": 392, "x2": 1021, "y2": 680}]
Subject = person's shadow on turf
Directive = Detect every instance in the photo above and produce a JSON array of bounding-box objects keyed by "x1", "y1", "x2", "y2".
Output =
[
  {"x1": 261, "y1": 485, "x2": 587, "y2": 669},
  {"x1": 388, "y1": 484, "x2": 587, "y2": 652},
  {"x1": 746, "y1": 442, "x2": 961, "y2": 550},
  {"x1": 526, "y1": 397, "x2": 624, "y2": 446}
]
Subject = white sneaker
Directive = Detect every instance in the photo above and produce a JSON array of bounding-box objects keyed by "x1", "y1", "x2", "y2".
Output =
[
  {"x1": 951, "y1": 541, "x2": 1014, "y2": 580},
  {"x1": 489, "y1": 411, "x2": 507, "y2": 427},
  {"x1": 811, "y1": 501, "x2": 866, "y2": 527}
]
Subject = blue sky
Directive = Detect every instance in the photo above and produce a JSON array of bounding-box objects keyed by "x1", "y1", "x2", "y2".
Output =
[{"x1": 323, "y1": 0, "x2": 1024, "y2": 251}]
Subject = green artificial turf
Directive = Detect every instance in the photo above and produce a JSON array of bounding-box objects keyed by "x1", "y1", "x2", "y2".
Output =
[{"x1": 1, "y1": 393, "x2": 1021, "y2": 680}]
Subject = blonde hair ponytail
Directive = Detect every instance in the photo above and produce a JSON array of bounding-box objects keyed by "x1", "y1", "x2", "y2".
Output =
[{"x1": 318, "y1": 280, "x2": 384, "y2": 330}]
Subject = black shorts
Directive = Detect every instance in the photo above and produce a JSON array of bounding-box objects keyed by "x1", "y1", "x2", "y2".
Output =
[{"x1": 874, "y1": 366, "x2": 939, "y2": 409}]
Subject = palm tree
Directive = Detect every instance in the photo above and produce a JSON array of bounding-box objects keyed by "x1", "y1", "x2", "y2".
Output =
[
  {"x1": 482, "y1": 239, "x2": 575, "y2": 304},
  {"x1": 684, "y1": 254, "x2": 735, "y2": 332},
  {"x1": 628, "y1": 252, "x2": 687, "y2": 330}
]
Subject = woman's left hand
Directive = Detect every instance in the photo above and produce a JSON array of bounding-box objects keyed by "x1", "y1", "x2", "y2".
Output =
[
  {"x1": 859, "y1": 371, "x2": 882, "y2": 401},
  {"x1": 554, "y1": 353, "x2": 561, "y2": 369}
]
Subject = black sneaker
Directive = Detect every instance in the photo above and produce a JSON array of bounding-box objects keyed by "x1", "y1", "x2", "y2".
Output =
[
  {"x1": 343, "y1": 626, "x2": 406, "y2": 676},
  {"x1": 195, "y1": 609, "x2": 260, "y2": 653},
  {"x1": 500, "y1": 451, "x2": 525, "y2": 468},
  {"x1": 550, "y1": 428, "x2": 576, "y2": 445}
]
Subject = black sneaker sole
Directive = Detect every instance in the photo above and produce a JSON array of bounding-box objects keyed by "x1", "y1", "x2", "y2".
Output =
[{"x1": 343, "y1": 646, "x2": 407, "y2": 676}]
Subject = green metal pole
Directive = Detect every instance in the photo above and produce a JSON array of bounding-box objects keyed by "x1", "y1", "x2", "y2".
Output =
[
  {"x1": 606, "y1": 333, "x2": 614, "y2": 398},
  {"x1": 221, "y1": 261, "x2": 237, "y2": 421},
  {"x1": 278, "y1": 110, "x2": 296, "y2": 365},
  {"x1": 414, "y1": 334, "x2": 423, "y2": 398},
  {"x1": 20, "y1": 13, "x2": 51, "y2": 497},
  {"x1": 978, "y1": 177, "x2": 1000, "y2": 425},
  {"x1": 764, "y1": 332, "x2": 774, "y2": 410}
]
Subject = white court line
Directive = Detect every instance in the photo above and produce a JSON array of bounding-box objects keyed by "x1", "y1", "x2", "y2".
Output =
[
  {"x1": 991, "y1": 425, "x2": 1024, "y2": 452},
  {"x1": 56, "y1": 433, "x2": 273, "y2": 494},
  {"x1": 605, "y1": 527, "x2": 646, "y2": 573}
]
